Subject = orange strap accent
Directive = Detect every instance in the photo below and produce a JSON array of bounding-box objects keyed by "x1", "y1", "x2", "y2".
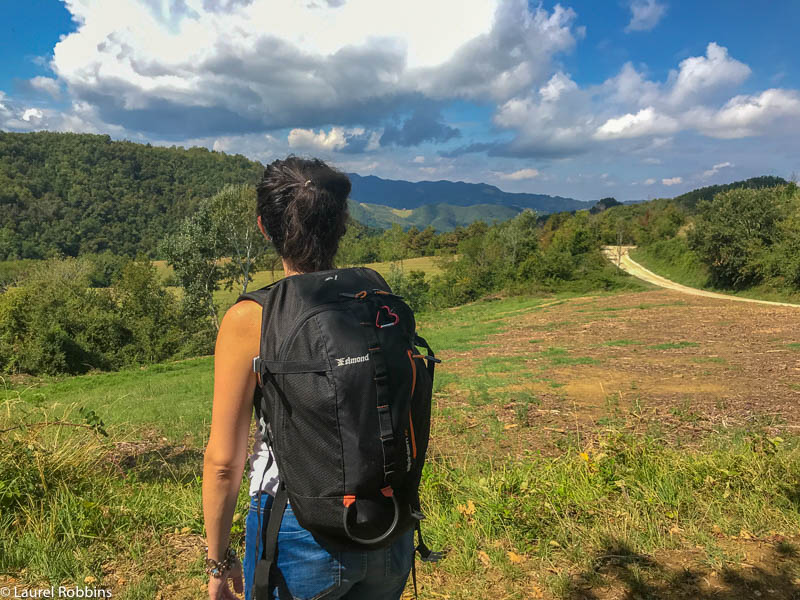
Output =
[
  {"x1": 355, "y1": 290, "x2": 367, "y2": 299},
  {"x1": 375, "y1": 290, "x2": 390, "y2": 295},
  {"x1": 343, "y1": 495, "x2": 356, "y2": 508},
  {"x1": 381, "y1": 486, "x2": 394, "y2": 497},
  {"x1": 407, "y1": 350, "x2": 418, "y2": 459}
]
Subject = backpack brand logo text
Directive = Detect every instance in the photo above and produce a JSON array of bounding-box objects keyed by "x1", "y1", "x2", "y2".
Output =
[{"x1": 336, "y1": 354, "x2": 370, "y2": 367}]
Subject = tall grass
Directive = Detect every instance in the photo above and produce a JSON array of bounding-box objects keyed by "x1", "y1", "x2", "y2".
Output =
[
  {"x1": 4, "y1": 293, "x2": 800, "y2": 597},
  {"x1": 0, "y1": 387, "x2": 251, "y2": 596}
]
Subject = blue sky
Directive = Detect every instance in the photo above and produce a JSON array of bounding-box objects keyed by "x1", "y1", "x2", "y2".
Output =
[{"x1": 2, "y1": 0, "x2": 799, "y2": 201}]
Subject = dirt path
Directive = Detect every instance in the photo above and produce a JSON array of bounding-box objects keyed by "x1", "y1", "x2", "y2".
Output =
[{"x1": 602, "y1": 245, "x2": 800, "y2": 308}]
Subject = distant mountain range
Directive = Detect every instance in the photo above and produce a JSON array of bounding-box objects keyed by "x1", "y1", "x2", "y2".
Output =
[
  {"x1": 348, "y1": 201, "x2": 523, "y2": 231},
  {"x1": 347, "y1": 173, "x2": 589, "y2": 212},
  {"x1": 345, "y1": 173, "x2": 592, "y2": 230}
]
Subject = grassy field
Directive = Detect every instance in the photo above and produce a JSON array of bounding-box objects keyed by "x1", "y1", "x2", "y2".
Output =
[
  {"x1": 2, "y1": 287, "x2": 800, "y2": 598},
  {"x1": 154, "y1": 255, "x2": 443, "y2": 311}
]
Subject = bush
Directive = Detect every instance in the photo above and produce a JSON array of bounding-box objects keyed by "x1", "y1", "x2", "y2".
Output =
[
  {"x1": 386, "y1": 264, "x2": 430, "y2": 312},
  {"x1": 0, "y1": 256, "x2": 183, "y2": 375},
  {"x1": 688, "y1": 186, "x2": 790, "y2": 289}
]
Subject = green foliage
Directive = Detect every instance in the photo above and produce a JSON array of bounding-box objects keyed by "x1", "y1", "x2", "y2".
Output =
[
  {"x1": 336, "y1": 219, "x2": 381, "y2": 265},
  {"x1": 0, "y1": 131, "x2": 262, "y2": 259},
  {"x1": 378, "y1": 223, "x2": 410, "y2": 262},
  {"x1": 386, "y1": 264, "x2": 430, "y2": 311},
  {"x1": 207, "y1": 184, "x2": 270, "y2": 294},
  {"x1": 162, "y1": 198, "x2": 225, "y2": 337},
  {"x1": 114, "y1": 257, "x2": 183, "y2": 364},
  {"x1": 672, "y1": 175, "x2": 788, "y2": 210},
  {"x1": 161, "y1": 185, "x2": 271, "y2": 347},
  {"x1": 84, "y1": 250, "x2": 130, "y2": 287},
  {"x1": 0, "y1": 258, "x2": 38, "y2": 290},
  {"x1": 688, "y1": 186, "x2": 795, "y2": 289},
  {"x1": 0, "y1": 256, "x2": 183, "y2": 375}
]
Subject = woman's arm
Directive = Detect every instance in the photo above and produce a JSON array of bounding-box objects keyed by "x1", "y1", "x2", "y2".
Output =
[{"x1": 203, "y1": 300, "x2": 262, "y2": 598}]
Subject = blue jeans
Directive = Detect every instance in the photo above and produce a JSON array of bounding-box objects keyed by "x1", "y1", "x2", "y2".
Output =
[{"x1": 243, "y1": 493, "x2": 415, "y2": 600}]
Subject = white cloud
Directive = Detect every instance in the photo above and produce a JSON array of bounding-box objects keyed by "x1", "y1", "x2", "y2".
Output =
[
  {"x1": 642, "y1": 157, "x2": 661, "y2": 164},
  {"x1": 643, "y1": 178, "x2": 656, "y2": 185},
  {"x1": 28, "y1": 76, "x2": 61, "y2": 98},
  {"x1": 687, "y1": 88, "x2": 800, "y2": 138},
  {"x1": 288, "y1": 127, "x2": 350, "y2": 151},
  {"x1": 701, "y1": 161, "x2": 733, "y2": 178},
  {"x1": 625, "y1": 0, "x2": 667, "y2": 33},
  {"x1": 662, "y1": 177, "x2": 682, "y2": 185},
  {"x1": 50, "y1": 0, "x2": 580, "y2": 136},
  {"x1": 21, "y1": 109, "x2": 45, "y2": 123},
  {"x1": 594, "y1": 107, "x2": 679, "y2": 140},
  {"x1": 600, "y1": 44, "x2": 750, "y2": 112},
  {"x1": 667, "y1": 43, "x2": 751, "y2": 107},
  {"x1": 494, "y1": 168, "x2": 540, "y2": 180},
  {"x1": 416, "y1": 2, "x2": 581, "y2": 102},
  {"x1": 413, "y1": 155, "x2": 425, "y2": 163},
  {"x1": 491, "y1": 72, "x2": 595, "y2": 157},
  {"x1": 602, "y1": 62, "x2": 661, "y2": 107}
]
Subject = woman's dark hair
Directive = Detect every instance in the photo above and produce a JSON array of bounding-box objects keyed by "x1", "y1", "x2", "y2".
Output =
[{"x1": 256, "y1": 156, "x2": 351, "y2": 272}]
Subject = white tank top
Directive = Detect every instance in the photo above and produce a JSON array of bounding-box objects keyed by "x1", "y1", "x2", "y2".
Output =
[{"x1": 248, "y1": 412, "x2": 281, "y2": 497}]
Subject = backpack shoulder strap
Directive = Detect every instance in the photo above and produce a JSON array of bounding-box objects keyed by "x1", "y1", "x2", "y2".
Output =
[
  {"x1": 235, "y1": 281, "x2": 278, "y2": 307},
  {"x1": 357, "y1": 266, "x2": 391, "y2": 292}
]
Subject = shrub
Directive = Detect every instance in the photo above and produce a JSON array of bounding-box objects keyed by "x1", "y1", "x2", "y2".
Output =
[
  {"x1": 0, "y1": 256, "x2": 183, "y2": 375},
  {"x1": 386, "y1": 264, "x2": 430, "y2": 312}
]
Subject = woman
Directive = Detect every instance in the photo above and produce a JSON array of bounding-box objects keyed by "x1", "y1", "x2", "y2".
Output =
[{"x1": 202, "y1": 156, "x2": 415, "y2": 600}]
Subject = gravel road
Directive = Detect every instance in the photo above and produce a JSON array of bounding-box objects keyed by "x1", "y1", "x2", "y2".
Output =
[{"x1": 602, "y1": 245, "x2": 800, "y2": 308}]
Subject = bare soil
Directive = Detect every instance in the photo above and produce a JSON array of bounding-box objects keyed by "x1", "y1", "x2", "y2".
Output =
[
  {"x1": 422, "y1": 288, "x2": 800, "y2": 598},
  {"x1": 434, "y1": 289, "x2": 800, "y2": 461}
]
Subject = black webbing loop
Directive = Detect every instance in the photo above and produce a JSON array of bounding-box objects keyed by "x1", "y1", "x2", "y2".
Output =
[
  {"x1": 415, "y1": 521, "x2": 445, "y2": 563},
  {"x1": 413, "y1": 334, "x2": 438, "y2": 380},
  {"x1": 411, "y1": 548, "x2": 418, "y2": 599},
  {"x1": 254, "y1": 484, "x2": 288, "y2": 600},
  {"x1": 257, "y1": 360, "x2": 292, "y2": 416},
  {"x1": 360, "y1": 302, "x2": 396, "y2": 488}
]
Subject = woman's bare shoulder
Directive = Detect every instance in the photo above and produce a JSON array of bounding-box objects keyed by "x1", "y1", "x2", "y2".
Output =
[{"x1": 218, "y1": 300, "x2": 262, "y2": 345}]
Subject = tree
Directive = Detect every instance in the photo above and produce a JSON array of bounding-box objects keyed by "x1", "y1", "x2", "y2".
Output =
[
  {"x1": 688, "y1": 187, "x2": 788, "y2": 289},
  {"x1": 208, "y1": 184, "x2": 268, "y2": 294},
  {"x1": 114, "y1": 256, "x2": 182, "y2": 364},
  {"x1": 499, "y1": 209, "x2": 538, "y2": 270},
  {"x1": 163, "y1": 199, "x2": 225, "y2": 331},
  {"x1": 379, "y1": 224, "x2": 409, "y2": 263}
]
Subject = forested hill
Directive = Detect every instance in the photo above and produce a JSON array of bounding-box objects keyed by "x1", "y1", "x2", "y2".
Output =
[
  {"x1": 671, "y1": 176, "x2": 787, "y2": 210},
  {"x1": 0, "y1": 131, "x2": 262, "y2": 258},
  {"x1": 348, "y1": 172, "x2": 587, "y2": 212}
]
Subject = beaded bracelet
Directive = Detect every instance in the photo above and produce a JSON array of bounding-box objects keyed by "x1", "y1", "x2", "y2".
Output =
[{"x1": 204, "y1": 545, "x2": 239, "y2": 578}]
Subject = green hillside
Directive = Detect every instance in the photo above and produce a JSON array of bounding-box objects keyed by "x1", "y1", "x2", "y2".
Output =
[
  {"x1": 671, "y1": 175, "x2": 787, "y2": 209},
  {"x1": 348, "y1": 200, "x2": 522, "y2": 230},
  {"x1": 0, "y1": 131, "x2": 262, "y2": 259}
]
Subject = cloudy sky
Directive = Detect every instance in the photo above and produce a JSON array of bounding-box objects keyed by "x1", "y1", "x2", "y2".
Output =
[{"x1": 2, "y1": 0, "x2": 799, "y2": 201}]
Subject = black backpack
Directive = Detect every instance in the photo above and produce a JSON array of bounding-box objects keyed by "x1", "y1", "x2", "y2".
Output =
[{"x1": 236, "y1": 267, "x2": 442, "y2": 599}]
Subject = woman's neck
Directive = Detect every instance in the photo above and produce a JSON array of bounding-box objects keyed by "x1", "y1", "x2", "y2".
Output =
[{"x1": 282, "y1": 259, "x2": 303, "y2": 277}]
